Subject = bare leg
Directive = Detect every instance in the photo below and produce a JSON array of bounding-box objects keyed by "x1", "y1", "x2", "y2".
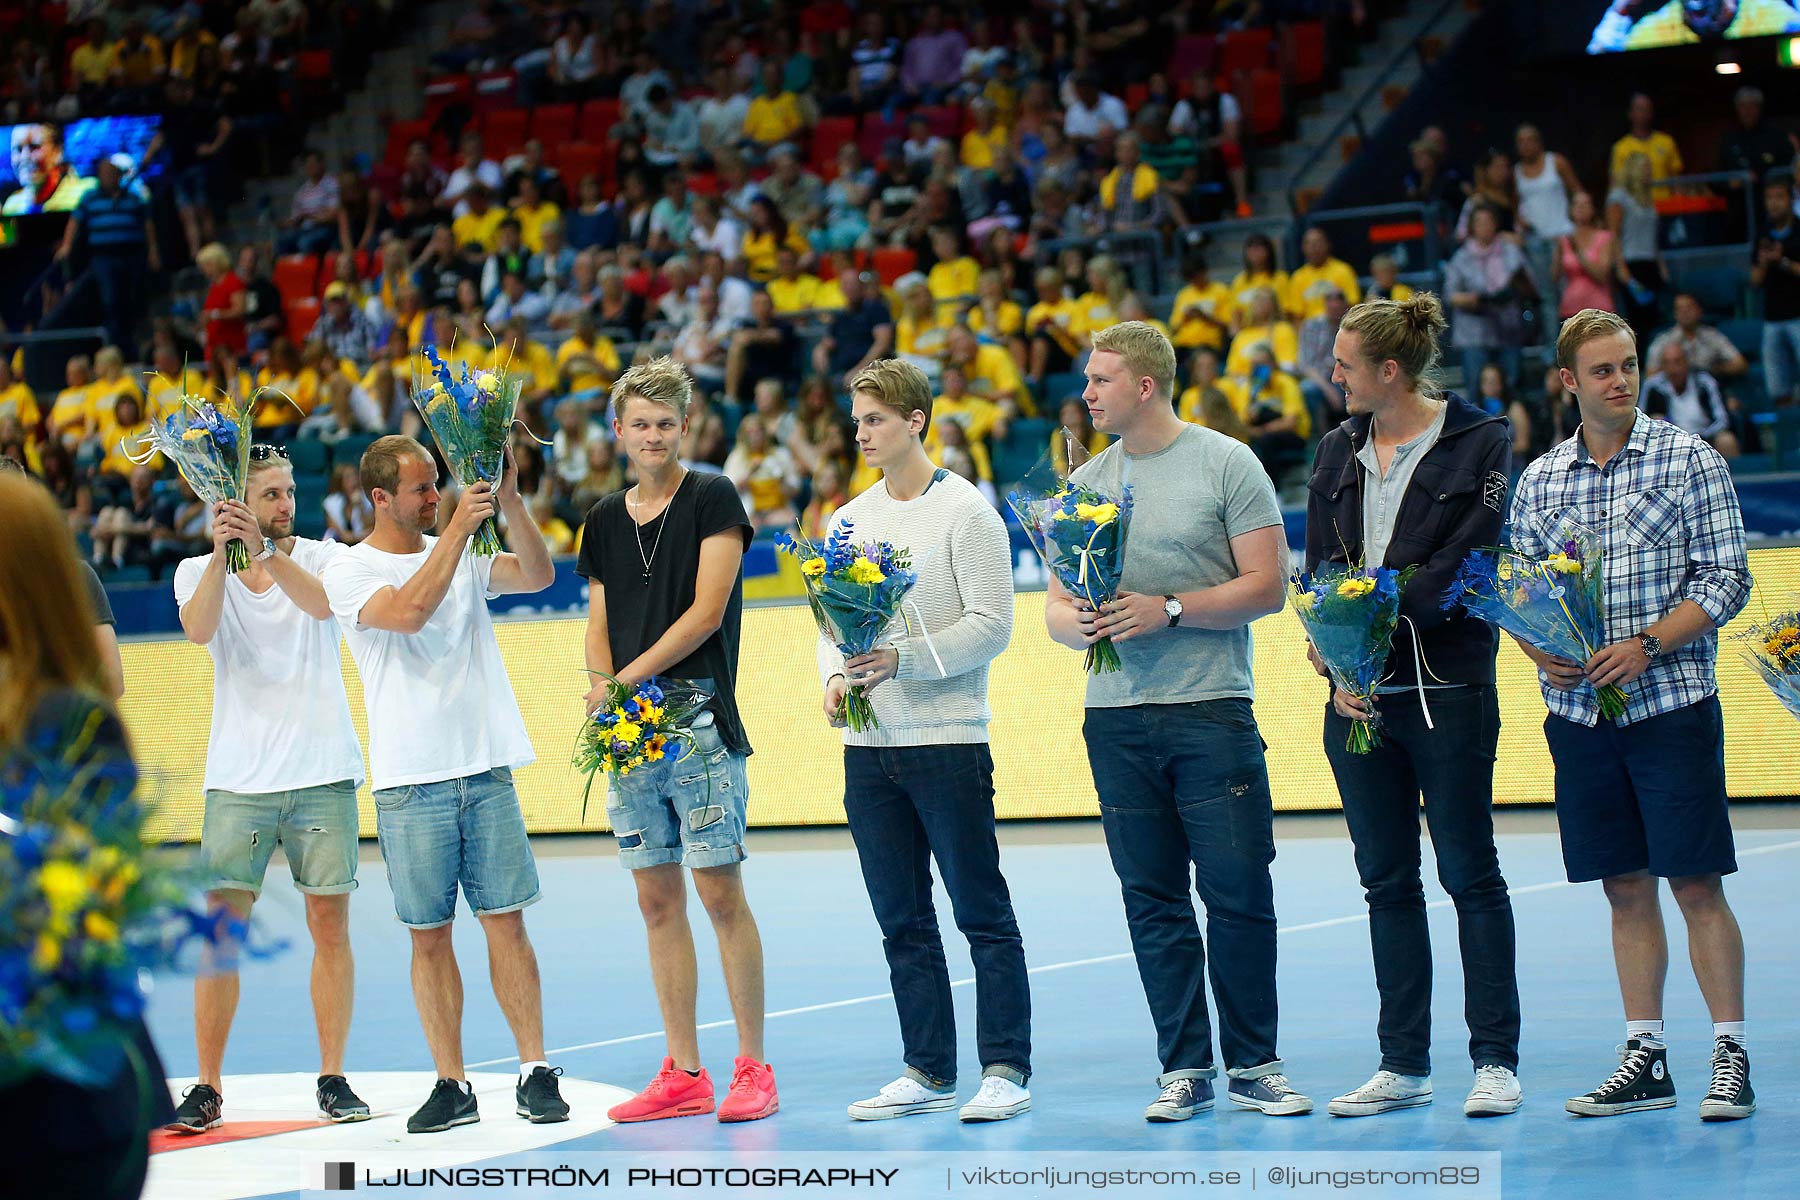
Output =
[
  {"x1": 409, "y1": 924, "x2": 465, "y2": 1079},
  {"x1": 193, "y1": 889, "x2": 255, "y2": 1090},
  {"x1": 478, "y1": 910, "x2": 546, "y2": 1063},
  {"x1": 1669, "y1": 873, "x2": 1745, "y2": 1022},
  {"x1": 633, "y1": 864, "x2": 700, "y2": 1069},
  {"x1": 304, "y1": 892, "x2": 354, "y2": 1077},
  {"x1": 692, "y1": 864, "x2": 765, "y2": 1061},
  {"x1": 1602, "y1": 871, "x2": 1668, "y2": 1021}
]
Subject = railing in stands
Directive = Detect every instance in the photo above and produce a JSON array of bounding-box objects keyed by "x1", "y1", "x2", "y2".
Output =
[
  {"x1": 1647, "y1": 170, "x2": 1759, "y2": 264},
  {"x1": 1032, "y1": 232, "x2": 1164, "y2": 299}
]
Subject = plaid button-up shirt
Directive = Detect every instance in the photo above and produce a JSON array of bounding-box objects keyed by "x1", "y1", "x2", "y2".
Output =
[{"x1": 1508, "y1": 410, "x2": 1750, "y2": 727}]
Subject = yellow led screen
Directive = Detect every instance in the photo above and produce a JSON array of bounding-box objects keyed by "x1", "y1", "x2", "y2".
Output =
[{"x1": 125, "y1": 547, "x2": 1800, "y2": 843}]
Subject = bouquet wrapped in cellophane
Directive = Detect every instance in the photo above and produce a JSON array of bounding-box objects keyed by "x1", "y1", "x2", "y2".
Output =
[
  {"x1": 412, "y1": 342, "x2": 527, "y2": 557},
  {"x1": 1443, "y1": 517, "x2": 1627, "y2": 721},
  {"x1": 573, "y1": 675, "x2": 713, "y2": 822},
  {"x1": 126, "y1": 378, "x2": 292, "y2": 572},
  {"x1": 1732, "y1": 601, "x2": 1800, "y2": 722},
  {"x1": 1292, "y1": 563, "x2": 1416, "y2": 753},
  {"x1": 1, "y1": 703, "x2": 272, "y2": 1089},
  {"x1": 1008, "y1": 476, "x2": 1133, "y2": 673},
  {"x1": 775, "y1": 523, "x2": 918, "y2": 732}
]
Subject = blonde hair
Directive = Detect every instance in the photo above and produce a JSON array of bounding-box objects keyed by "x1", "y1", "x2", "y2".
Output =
[
  {"x1": 611, "y1": 355, "x2": 693, "y2": 420},
  {"x1": 1556, "y1": 308, "x2": 1635, "y2": 370},
  {"x1": 1338, "y1": 293, "x2": 1448, "y2": 392},
  {"x1": 850, "y1": 358, "x2": 934, "y2": 427},
  {"x1": 1089, "y1": 320, "x2": 1178, "y2": 403},
  {"x1": 359, "y1": 433, "x2": 433, "y2": 498},
  {"x1": 196, "y1": 242, "x2": 232, "y2": 273},
  {"x1": 0, "y1": 474, "x2": 107, "y2": 743},
  {"x1": 94, "y1": 345, "x2": 123, "y2": 374}
]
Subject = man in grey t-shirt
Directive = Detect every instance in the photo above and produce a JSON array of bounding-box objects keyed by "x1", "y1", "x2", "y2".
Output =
[{"x1": 1046, "y1": 322, "x2": 1312, "y2": 1123}]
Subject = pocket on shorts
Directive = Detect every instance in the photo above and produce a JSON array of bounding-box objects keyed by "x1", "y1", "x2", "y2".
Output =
[{"x1": 372, "y1": 786, "x2": 413, "y2": 812}]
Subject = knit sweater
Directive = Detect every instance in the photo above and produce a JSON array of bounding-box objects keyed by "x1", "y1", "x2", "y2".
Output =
[{"x1": 814, "y1": 469, "x2": 1014, "y2": 747}]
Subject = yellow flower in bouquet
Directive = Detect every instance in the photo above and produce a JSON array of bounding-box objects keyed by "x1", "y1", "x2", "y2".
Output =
[
  {"x1": 846, "y1": 556, "x2": 887, "y2": 585},
  {"x1": 611, "y1": 715, "x2": 643, "y2": 745},
  {"x1": 1075, "y1": 501, "x2": 1119, "y2": 526},
  {"x1": 39, "y1": 861, "x2": 89, "y2": 915},
  {"x1": 801, "y1": 556, "x2": 827, "y2": 577},
  {"x1": 1542, "y1": 552, "x2": 1582, "y2": 574},
  {"x1": 475, "y1": 372, "x2": 500, "y2": 393},
  {"x1": 83, "y1": 912, "x2": 119, "y2": 943},
  {"x1": 1337, "y1": 576, "x2": 1376, "y2": 599}
]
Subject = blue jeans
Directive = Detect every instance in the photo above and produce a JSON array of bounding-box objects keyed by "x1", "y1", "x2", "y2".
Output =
[
  {"x1": 842, "y1": 742, "x2": 1031, "y2": 1087},
  {"x1": 1324, "y1": 685, "x2": 1520, "y2": 1076},
  {"x1": 198, "y1": 779, "x2": 361, "y2": 897},
  {"x1": 1082, "y1": 699, "x2": 1280, "y2": 1078},
  {"x1": 88, "y1": 254, "x2": 144, "y2": 360},
  {"x1": 371, "y1": 767, "x2": 541, "y2": 928},
  {"x1": 1763, "y1": 317, "x2": 1800, "y2": 405}
]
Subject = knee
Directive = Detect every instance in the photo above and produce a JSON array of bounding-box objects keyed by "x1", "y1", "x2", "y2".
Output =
[
  {"x1": 693, "y1": 877, "x2": 749, "y2": 928},
  {"x1": 1601, "y1": 872, "x2": 1659, "y2": 912},
  {"x1": 1668, "y1": 873, "x2": 1727, "y2": 916},
  {"x1": 305, "y1": 898, "x2": 351, "y2": 948},
  {"x1": 635, "y1": 880, "x2": 687, "y2": 929},
  {"x1": 478, "y1": 909, "x2": 528, "y2": 943},
  {"x1": 410, "y1": 925, "x2": 455, "y2": 957}
]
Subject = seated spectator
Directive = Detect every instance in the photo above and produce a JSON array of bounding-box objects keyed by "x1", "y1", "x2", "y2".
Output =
[
  {"x1": 546, "y1": 11, "x2": 601, "y2": 101},
  {"x1": 762, "y1": 146, "x2": 824, "y2": 231},
  {"x1": 1554, "y1": 191, "x2": 1620, "y2": 320},
  {"x1": 845, "y1": 10, "x2": 901, "y2": 115},
  {"x1": 1366, "y1": 254, "x2": 1415, "y2": 303},
  {"x1": 926, "y1": 227, "x2": 980, "y2": 315},
  {"x1": 698, "y1": 250, "x2": 755, "y2": 324},
  {"x1": 1229, "y1": 233, "x2": 1290, "y2": 330},
  {"x1": 494, "y1": 318, "x2": 559, "y2": 412},
  {"x1": 1647, "y1": 293, "x2": 1750, "y2": 380},
  {"x1": 723, "y1": 412, "x2": 798, "y2": 530},
  {"x1": 901, "y1": 114, "x2": 949, "y2": 177},
  {"x1": 900, "y1": 4, "x2": 967, "y2": 105},
  {"x1": 741, "y1": 197, "x2": 808, "y2": 284},
  {"x1": 697, "y1": 64, "x2": 751, "y2": 162},
  {"x1": 743, "y1": 59, "x2": 806, "y2": 161},
  {"x1": 766, "y1": 247, "x2": 822, "y2": 315},
  {"x1": 399, "y1": 139, "x2": 448, "y2": 208},
  {"x1": 413, "y1": 224, "x2": 475, "y2": 308},
  {"x1": 642, "y1": 84, "x2": 701, "y2": 169},
  {"x1": 966, "y1": 268, "x2": 1023, "y2": 346},
  {"x1": 801, "y1": 459, "x2": 848, "y2": 539},
  {"x1": 894, "y1": 275, "x2": 954, "y2": 368},
  {"x1": 1170, "y1": 256, "x2": 1232, "y2": 353},
  {"x1": 1227, "y1": 287, "x2": 1299, "y2": 377},
  {"x1": 1445, "y1": 203, "x2": 1536, "y2": 390},
  {"x1": 1226, "y1": 344, "x2": 1312, "y2": 482},
  {"x1": 151, "y1": 473, "x2": 213, "y2": 570},
  {"x1": 0, "y1": 359, "x2": 39, "y2": 453},
  {"x1": 929, "y1": 364, "x2": 1004, "y2": 457},
  {"x1": 571, "y1": 436, "x2": 625, "y2": 521},
  {"x1": 724, "y1": 290, "x2": 798, "y2": 406},
  {"x1": 945, "y1": 324, "x2": 1030, "y2": 419},
  {"x1": 1472, "y1": 362, "x2": 1541, "y2": 467},
  {"x1": 1096, "y1": 132, "x2": 1169, "y2": 235},
  {"x1": 147, "y1": 346, "x2": 206, "y2": 418},
  {"x1": 202, "y1": 347, "x2": 256, "y2": 413},
  {"x1": 933, "y1": 416, "x2": 994, "y2": 501},
  {"x1": 529, "y1": 489, "x2": 576, "y2": 554},
  {"x1": 620, "y1": 47, "x2": 675, "y2": 126},
  {"x1": 486, "y1": 271, "x2": 552, "y2": 334},
  {"x1": 197, "y1": 242, "x2": 249, "y2": 364},
  {"x1": 1404, "y1": 137, "x2": 1464, "y2": 216},
  {"x1": 550, "y1": 397, "x2": 602, "y2": 494},
  {"x1": 279, "y1": 150, "x2": 340, "y2": 256},
  {"x1": 1169, "y1": 70, "x2": 1249, "y2": 217},
  {"x1": 562, "y1": 174, "x2": 619, "y2": 253},
  {"x1": 480, "y1": 219, "x2": 534, "y2": 302},
  {"x1": 298, "y1": 373, "x2": 384, "y2": 442},
  {"x1": 255, "y1": 338, "x2": 315, "y2": 429},
  {"x1": 360, "y1": 339, "x2": 413, "y2": 429},
  {"x1": 1297, "y1": 287, "x2": 1350, "y2": 430},
  {"x1": 1178, "y1": 347, "x2": 1250, "y2": 441},
  {"x1": 311, "y1": 281, "x2": 380, "y2": 368},
  {"x1": 688, "y1": 194, "x2": 745, "y2": 267},
  {"x1": 960, "y1": 98, "x2": 1009, "y2": 171},
  {"x1": 91, "y1": 465, "x2": 159, "y2": 572},
  {"x1": 1286, "y1": 228, "x2": 1362, "y2": 322},
  {"x1": 1025, "y1": 265, "x2": 1084, "y2": 383},
  {"x1": 547, "y1": 251, "x2": 601, "y2": 331},
  {"x1": 49, "y1": 355, "x2": 98, "y2": 450},
  {"x1": 452, "y1": 184, "x2": 506, "y2": 254},
  {"x1": 1072, "y1": 254, "x2": 1128, "y2": 342},
  {"x1": 324, "y1": 464, "x2": 375, "y2": 544},
  {"x1": 1642, "y1": 342, "x2": 1740, "y2": 458},
  {"x1": 442, "y1": 131, "x2": 505, "y2": 214},
  {"x1": 558, "y1": 312, "x2": 622, "y2": 398},
  {"x1": 509, "y1": 178, "x2": 561, "y2": 254},
  {"x1": 1610, "y1": 93, "x2": 1684, "y2": 195},
  {"x1": 1062, "y1": 71, "x2": 1128, "y2": 149},
  {"x1": 97, "y1": 393, "x2": 156, "y2": 480},
  {"x1": 594, "y1": 264, "x2": 644, "y2": 338},
  {"x1": 90, "y1": 348, "x2": 145, "y2": 424},
  {"x1": 1050, "y1": 396, "x2": 1108, "y2": 477}
]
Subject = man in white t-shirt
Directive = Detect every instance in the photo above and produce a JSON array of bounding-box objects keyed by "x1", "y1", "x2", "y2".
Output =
[
  {"x1": 166, "y1": 446, "x2": 371, "y2": 1135},
  {"x1": 320, "y1": 435, "x2": 564, "y2": 1135}
]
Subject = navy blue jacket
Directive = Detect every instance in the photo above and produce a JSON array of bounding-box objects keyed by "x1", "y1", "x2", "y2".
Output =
[{"x1": 1304, "y1": 392, "x2": 1512, "y2": 689}]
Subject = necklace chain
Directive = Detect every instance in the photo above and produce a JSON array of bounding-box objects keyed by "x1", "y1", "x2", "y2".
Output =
[{"x1": 628, "y1": 473, "x2": 684, "y2": 582}]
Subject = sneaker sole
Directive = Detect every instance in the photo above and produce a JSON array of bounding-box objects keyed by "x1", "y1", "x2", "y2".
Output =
[
  {"x1": 1464, "y1": 1096, "x2": 1522, "y2": 1117},
  {"x1": 1699, "y1": 1100, "x2": 1755, "y2": 1122},
  {"x1": 319, "y1": 1109, "x2": 374, "y2": 1123},
  {"x1": 609, "y1": 1100, "x2": 716, "y2": 1123},
  {"x1": 959, "y1": 1099, "x2": 1031, "y2": 1123},
  {"x1": 1229, "y1": 1094, "x2": 1314, "y2": 1116},
  {"x1": 407, "y1": 1112, "x2": 481, "y2": 1134},
  {"x1": 1564, "y1": 1095, "x2": 1676, "y2": 1117},
  {"x1": 164, "y1": 1118, "x2": 223, "y2": 1134},
  {"x1": 847, "y1": 1096, "x2": 956, "y2": 1121},
  {"x1": 718, "y1": 1098, "x2": 780, "y2": 1123},
  {"x1": 1145, "y1": 1099, "x2": 1215, "y2": 1122},
  {"x1": 1328, "y1": 1094, "x2": 1433, "y2": 1117},
  {"x1": 515, "y1": 1105, "x2": 572, "y2": 1123}
]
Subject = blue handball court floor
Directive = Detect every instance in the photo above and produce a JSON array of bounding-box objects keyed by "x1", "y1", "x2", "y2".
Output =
[{"x1": 137, "y1": 808, "x2": 1800, "y2": 1200}]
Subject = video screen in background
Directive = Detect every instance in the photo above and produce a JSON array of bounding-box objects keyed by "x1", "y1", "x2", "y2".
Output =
[
  {"x1": 0, "y1": 114, "x2": 160, "y2": 223},
  {"x1": 1586, "y1": 0, "x2": 1800, "y2": 54}
]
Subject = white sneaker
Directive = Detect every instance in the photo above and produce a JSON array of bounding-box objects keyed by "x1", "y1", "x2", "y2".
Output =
[
  {"x1": 1327, "y1": 1070, "x2": 1433, "y2": 1117},
  {"x1": 1464, "y1": 1065, "x2": 1522, "y2": 1117},
  {"x1": 847, "y1": 1075, "x2": 957, "y2": 1121},
  {"x1": 959, "y1": 1076, "x2": 1031, "y2": 1123}
]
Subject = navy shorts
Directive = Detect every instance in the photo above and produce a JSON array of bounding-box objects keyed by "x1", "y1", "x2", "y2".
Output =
[{"x1": 1544, "y1": 695, "x2": 1736, "y2": 884}]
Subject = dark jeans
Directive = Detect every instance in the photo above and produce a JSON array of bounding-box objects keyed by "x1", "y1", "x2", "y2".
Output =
[
  {"x1": 843, "y1": 742, "x2": 1031, "y2": 1087},
  {"x1": 1324, "y1": 684, "x2": 1520, "y2": 1077},
  {"x1": 87, "y1": 254, "x2": 146, "y2": 361},
  {"x1": 1082, "y1": 699, "x2": 1280, "y2": 1077}
]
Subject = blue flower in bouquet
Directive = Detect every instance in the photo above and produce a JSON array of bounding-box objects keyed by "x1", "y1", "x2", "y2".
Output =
[
  {"x1": 1007, "y1": 480, "x2": 1132, "y2": 673},
  {"x1": 1290, "y1": 562, "x2": 1416, "y2": 752}
]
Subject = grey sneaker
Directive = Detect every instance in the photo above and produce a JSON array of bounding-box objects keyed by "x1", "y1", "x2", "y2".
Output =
[
  {"x1": 1329, "y1": 1070, "x2": 1433, "y2": 1117},
  {"x1": 1228, "y1": 1071, "x2": 1314, "y2": 1115},
  {"x1": 1145, "y1": 1077, "x2": 1215, "y2": 1122}
]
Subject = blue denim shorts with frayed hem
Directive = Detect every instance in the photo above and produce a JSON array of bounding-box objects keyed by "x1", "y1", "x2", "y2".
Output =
[
  {"x1": 371, "y1": 767, "x2": 541, "y2": 929},
  {"x1": 605, "y1": 710, "x2": 749, "y2": 871},
  {"x1": 199, "y1": 779, "x2": 360, "y2": 898}
]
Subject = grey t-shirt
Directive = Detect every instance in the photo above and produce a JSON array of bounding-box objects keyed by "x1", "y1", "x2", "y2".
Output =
[
  {"x1": 1356, "y1": 400, "x2": 1447, "y2": 571},
  {"x1": 79, "y1": 561, "x2": 115, "y2": 625},
  {"x1": 1069, "y1": 424, "x2": 1284, "y2": 708}
]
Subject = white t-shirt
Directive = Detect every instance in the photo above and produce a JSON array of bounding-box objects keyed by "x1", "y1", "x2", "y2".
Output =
[
  {"x1": 322, "y1": 539, "x2": 534, "y2": 791},
  {"x1": 172, "y1": 539, "x2": 365, "y2": 795}
]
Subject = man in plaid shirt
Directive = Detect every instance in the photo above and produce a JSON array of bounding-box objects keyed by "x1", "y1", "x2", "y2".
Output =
[{"x1": 1509, "y1": 309, "x2": 1754, "y2": 1124}]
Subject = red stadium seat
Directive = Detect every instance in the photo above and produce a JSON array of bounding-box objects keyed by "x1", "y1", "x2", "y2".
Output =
[
  {"x1": 686, "y1": 172, "x2": 719, "y2": 196},
  {"x1": 481, "y1": 108, "x2": 530, "y2": 156},
  {"x1": 859, "y1": 115, "x2": 907, "y2": 164},
  {"x1": 284, "y1": 297, "x2": 321, "y2": 343},
  {"x1": 274, "y1": 254, "x2": 320, "y2": 304},
  {"x1": 553, "y1": 141, "x2": 605, "y2": 187},
  {"x1": 872, "y1": 247, "x2": 916, "y2": 286},
  {"x1": 422, "y1": 74, "x2": 472, "y2": 123},
  {"x1": 1124, "y1": 83, "x2": 1149, "y2": 113},
  {"x1": 1168, "y1": 34, "x2": 1217, "y2": 83},
  {"x1": 1282, "y1": 21, "x2": 1327, "y2": 91},
  {"x1": 532, "y1": 103, "x2": 578, "y2": 145},
  {"x1": 1242, "y1": 68, "x2": 1284, "y2": 141},
  {"x1": 809, "y1": 116, "x2": 857, "y2": 175},
  {"x1": 384, "y1": 118, "x2": 432, "y2": 167},
  {"x1": 580, "y1": 98, "x2": 621, "y2": 142},
  {"x1": 471, "y1": 71, "x2": 517, "y2": 114},
  {"x1": 1217, "y1": 29, "x2": 1273, "y2": 77},
  {"x1": 918, "y1": 105, "x2": 963, "y2": 141},
  {"x1": 800, "y1": 1, "x2": 852, "y2": 36}
]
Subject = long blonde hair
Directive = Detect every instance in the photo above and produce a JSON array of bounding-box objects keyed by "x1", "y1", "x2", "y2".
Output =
[{"x1": 0, "y1": 473, "x2": 107, "y2": 745}]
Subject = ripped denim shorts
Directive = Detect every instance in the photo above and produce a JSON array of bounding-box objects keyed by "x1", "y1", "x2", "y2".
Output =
[{"x1": 604, "y1": 704, "x2": 749, "y2": 870}]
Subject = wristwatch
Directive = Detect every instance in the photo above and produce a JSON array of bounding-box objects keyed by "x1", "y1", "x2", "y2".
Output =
[
  {"x1": 1164, "y1": 595, "x2": 1183, "y2": 628},
  {"x1": 252, "y1": 537, "x2": 276, "y2": 562},
  {"x1": 1639, "y1": 634, "x2": 1661, "y2": 660}
]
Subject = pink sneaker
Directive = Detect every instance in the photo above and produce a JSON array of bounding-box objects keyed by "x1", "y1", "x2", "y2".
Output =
[
  {"x1": 718, "y1": 1056, "x2": 779, "y2": 1123},
  {"x1": 606, "y1": 1057, "x2": 716, "y2": 1122}
]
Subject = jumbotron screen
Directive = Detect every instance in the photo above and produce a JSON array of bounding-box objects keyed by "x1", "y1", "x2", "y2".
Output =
[
  {"x1": 0, "y1": 115, "x2": 160, "y2": 223},
  {"x1": 1583, "y1": 1, "x2": 1800, "y2": 53}
]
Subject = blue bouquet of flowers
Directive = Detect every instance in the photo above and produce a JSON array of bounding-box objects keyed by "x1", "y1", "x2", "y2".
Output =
[
  {"x1": 573, "y1": 675, "x2": 713, "y2": 823},
  {"x1": 1443, "y1": 518, "x2": 1628, "y2": 721},
  {"x1": 775, "y1": 523, "x2": 919, "y2": 732},
  {"x1": 1008, "y1": 480, "x2": 1133, "y2": 673},
  {"x1": 412, "y1": 343, "x2": 528, "y2": 557},
  {"x1": 1291, "y1": 563, "x2": 1416, "y2": 752}
]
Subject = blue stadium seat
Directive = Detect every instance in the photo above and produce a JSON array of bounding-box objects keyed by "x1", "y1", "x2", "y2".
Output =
[
  {"x1": 1042, "y1": 372, "x2": 1087, "y2": 412},
  {"x1": 1726, "y1": 453, "x2": 1772, "y2": 477},
  {"x1": 993, "y1": 418, "x2": 1051, "y2": 491},
  {"x1": 106, "y1": 564, "x2": 154, "y2": 584},
  {"x1": 333, "y1": 433, "x2": 380, "y2": 469},
  {"x1": 1673, "y1": 265, "x2": 1745, "y2": 318},
  {"x1": 285, "y1": 438, "x2": 330, "y2": 475},
  {"x1": 1717, "y1": 318, "x2": 1763, "y2": 363}
]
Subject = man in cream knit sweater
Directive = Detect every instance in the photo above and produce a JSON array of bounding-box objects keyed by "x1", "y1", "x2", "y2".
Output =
[{"x1": 816, "y1": 359, "x2": 1033, "y2": 1124}]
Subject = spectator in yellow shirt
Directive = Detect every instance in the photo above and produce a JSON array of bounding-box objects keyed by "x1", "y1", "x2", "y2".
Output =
[
  {"x1": 743, "y1": 59, "x2": 806, "y2": 158},
  {"x1": 509, "y1": 176, "x2": 562, "y2": 253},
  {"x1": 967, "y1": 268, "x2": 1024, "y2": 342},
  {"x1": 1226, "y1": 344, "x2": 1311, "y2": 481},
  {"x1": 98, "y1": 393, "x2": 158, "y2": 477},
  {"x1": 49, "y1": 355, "x2": 99, "y2": 447},
  {"x1": 70, "y1": 19, "x2": 117, "y2": 94},
  {"x1": 926, "y1": 227, "x2": 981, "y2": 315},
  {"x1": 1226, "y1": 287, "x2": 1299, "y2": 377},
  {"x1": 1177, "y1": 347, "x2": 1252, "y2": 441},
  {"x1": 1608, "y1": 93, "x2": 1684, "y2": 197},
  {"x1": 451, "y1": 184, "x2": 506, "y2": 253},
  {"x1": 145, "y1": 346, "x2": 206, "y2": 419},
  {"x1": 1050, "y1": 396, "x2": 1110, "y2": 477},
  {"x1": 894, "y1": 275, "x2": 954, "y2": 360},
  {"x1": 766, "y1": 246, "x2": 822, "y2": 313},
  {"x1": 929, "y1": 365, "x2": 1005, "y2": 449},
  {"x1": 88, "y1": 348, "x2": 145, "y2": 424},
  {"x1": 110, "y1": 21, "x2": 165, "y2": 89},
  {"x1": 557, "y1": 312, "x2": 621, "y2": 395},
  {"x1": 959, "y1": 98, "x2": 1009, "y2": 170},
  {"x1": 255, "y1": 339, "x2": 319, "y2": 427},
  {"x1": 1169, "y1": 256, "x2": 1233, "y2": 350},
  {"x1": 740, "y1": 196, "x2": 809, "y2": 283},
  {"x1": 492, "y1": 316, "x2": 558, "y2": 408},
  {"x1": 1229, "y1": 233, "x2": 1290, "y2": 329},
  {"x1": 0, "y1": 358, "x2": 40, "y2": 439},
  {"x1": 1074, "y1": 254, "x2": 1127, "y2": 340},
  {"x1": 1286, "y1": 227, "x2": 1361, "y2": 321},
  {"x1": 946, "y1": 324, "x2": 1031, "y2": 418},
  {"x1": 1025, "y1": 265, "x2": 1085, "y2": 383},
  {"x1": 933, "y1": 413, "x2": 996, "y2": 496},
  {"x1": 1367, "y1": 254, "x2": 1415, "y2": 303}
]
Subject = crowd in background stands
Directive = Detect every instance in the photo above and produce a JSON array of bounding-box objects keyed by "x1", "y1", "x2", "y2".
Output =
[{"x1": 3, "y1": 1, "x2": 1797, "y2": 584}]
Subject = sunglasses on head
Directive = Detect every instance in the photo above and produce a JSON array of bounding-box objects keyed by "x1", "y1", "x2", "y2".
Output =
[{"x1": 249, "y1": 444, "x2": 290, "y2": 462}]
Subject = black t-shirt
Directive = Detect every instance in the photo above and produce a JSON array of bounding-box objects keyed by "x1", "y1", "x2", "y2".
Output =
[
  {"x1": 245, "y1": 274, "x2": 283, "y2": 328},
  {"x1": 159, "y1": 97, "x2": 221, "y2": 169},
  {"x1": 576, "y1": 471, "x2": 755, "y2": 756},
  {"x1": 78, "y1": 561, "x2": 114, "y2": 625},
  {"x1": 1758, "y1": 219, "x2": 1800, "y2": 322}
]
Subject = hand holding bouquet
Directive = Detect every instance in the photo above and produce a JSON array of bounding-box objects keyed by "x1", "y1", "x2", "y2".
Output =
[
  {"x1": 1009, "y1": 480, "x2": 1133, "y2": 673},
  {"x1": 1443, "y1": 518, "x2": 1628, "y2": 720},
  {"x1": 1733, "y1": 602, "x2": 1800, "y2": 722},
  {"x1": 776, "y1": 524, "x2": 918, "y2": 732},
  {"x1": 573, "y1": 675, "x2": 713, "y2": 822},
  {"x1": 1292, "y1": 563, "x2": 1414, "y2": 752},
  {"x1": 413, "y1": 343, "x2": 528, "y2": 557}
]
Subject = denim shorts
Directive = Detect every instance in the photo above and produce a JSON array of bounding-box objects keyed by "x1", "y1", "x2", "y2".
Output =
[
  {"x1": 198, "y1": 779, "x2": 360, "y2": 898},
  {"x1": 605, "y1": 711, "x2": 749, "y2": 871},
  {"x1": 371, "y1": 767, "x2": 541, "y2": 928}
]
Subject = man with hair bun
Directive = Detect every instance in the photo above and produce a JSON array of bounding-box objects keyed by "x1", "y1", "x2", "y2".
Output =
[
  {"x1": 1045, "y1": 320, "x2": 1314, "y2": 1122},
  {"x1": 1304, "y1": 293, "x2": 1524, "y2": 1120},
  {"x1": 576, "y1": 356, "x2": 778, "y2": 1124},
  {"x1": 1512, "y1": 309, "x2": 1753, "y2": 1122}
]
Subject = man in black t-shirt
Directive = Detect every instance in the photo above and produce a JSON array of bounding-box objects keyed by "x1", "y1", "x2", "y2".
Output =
[
  {"x1": 575, "y1": 357, "x2": 778, "y2": 1125},
  {"x1": 1752, "y1": 178, "x2": 1800, "y2": 407}
]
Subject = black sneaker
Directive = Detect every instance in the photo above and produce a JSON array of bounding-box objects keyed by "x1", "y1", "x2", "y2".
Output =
[
  {"x1": 166, "y1": 1083, "x2": 223, "y2": 1133},
  {"x1": 1699, "y1": 1038, "x2": 1755, "y2": 1121},
  {"x1": 407, "y1": 1078, "x2": 480, "y2": 1134},
  {"x1": 1145, "y1": 1077, "x2": 1215, "y2": 1122},
  {"x1": 517, "y1": 1065, "x2": 571, "y2": 1123},
  {"x1": 317, "y1": 1074, "x2": 373, "y2": 1123},
  {"x1": 1565, "y1": 1040, "x2": 1676, "y2": 1116}
]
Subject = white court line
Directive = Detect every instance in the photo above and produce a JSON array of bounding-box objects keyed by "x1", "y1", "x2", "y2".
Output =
[{"x1": 469, "y1": 835, "x2": 1800, "y2": 1069}]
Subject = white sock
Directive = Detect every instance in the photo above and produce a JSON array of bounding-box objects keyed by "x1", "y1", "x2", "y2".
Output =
[
  {"x1": 1713, "y1": 1022, "x2": 1746, "y2": 1048},
  {"x1": 1626, "y1": 1020, "x2": 1665, "y2": 1049},
  {"x1": 519, "y1": 1059, "x2": 549, "y2": 1083}
]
